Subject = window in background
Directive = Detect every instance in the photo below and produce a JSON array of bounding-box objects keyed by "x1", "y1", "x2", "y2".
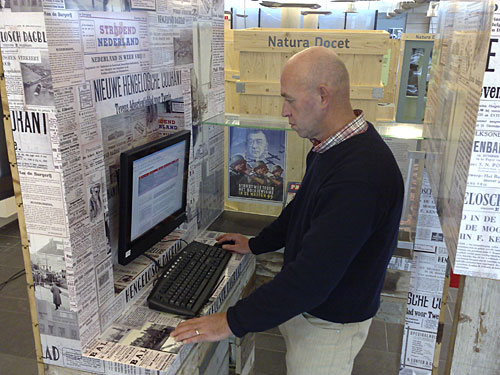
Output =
[
  {"x1": 346, "y1": 9, "x2": 376, "y2": 30},
  {"x1": 260, "y1": 7, "x2": 282, "y2": 28},
  {"x1": 376, "y1": 11, "x2": 407, "y2": 33},
  {"x1": 318, "y1": 11, "x2": 346, "y2": 29}
]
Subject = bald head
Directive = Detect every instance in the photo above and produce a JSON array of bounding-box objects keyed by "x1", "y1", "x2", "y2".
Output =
[
  {"x1": 280, "y1": 47, "x2": 356, "y2": 141},
  {"x1": 282, "y1": 47, "x2": 351, "y2": 102}
]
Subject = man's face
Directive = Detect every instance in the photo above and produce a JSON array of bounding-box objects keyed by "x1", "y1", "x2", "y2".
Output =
[
  {"x1": 247, "y1": 132, "x2": 267, "y2": 159},
  {"x1": 234, "y1": 162, "x2": 247, "y2": 173},
  {"x1": 255, "y1": 166, "x2": 268, "y2": 175},
  {"x1": 281, "y1": 68, "x2": 322, "y2": 140}
]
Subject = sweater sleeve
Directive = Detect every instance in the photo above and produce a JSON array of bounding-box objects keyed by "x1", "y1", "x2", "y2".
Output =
[
  {"x1": 227, "y1": 181, "x2": 380, "y2": 337},
  {"x1": 247, "y1": 197, "x2": 295, "y2": 255}
]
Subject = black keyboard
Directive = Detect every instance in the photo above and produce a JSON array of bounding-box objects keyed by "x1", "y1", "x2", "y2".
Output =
[{"x1": 147, "y1": 241, "x2": 232, "y2": 316}]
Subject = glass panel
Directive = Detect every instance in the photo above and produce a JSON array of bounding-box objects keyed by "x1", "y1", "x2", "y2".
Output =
[
  {"x1": 345, "y1": 10, "x2": 376, "y2": 30},
  {"x1": 425, "y1": 50, "x2": 433, "y2": 98},
  {"x1": 260, "y1": 8, "x2": 282, "y2": 28},
  {"x1": 407, "y1": 48, "x2": 425, "y2": 97},
  {"x1": 318, "y1": 11, "x2": 345, "y2": 29}
]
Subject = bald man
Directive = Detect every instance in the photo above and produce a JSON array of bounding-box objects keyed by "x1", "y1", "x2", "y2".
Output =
[{"x1": 173, "y1": 47, "x2": 404, "y2": 375}]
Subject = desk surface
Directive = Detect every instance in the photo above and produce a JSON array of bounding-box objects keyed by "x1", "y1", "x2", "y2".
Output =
[{"x1": 208, "y1": 211, "x2": 276, "y2": 236}]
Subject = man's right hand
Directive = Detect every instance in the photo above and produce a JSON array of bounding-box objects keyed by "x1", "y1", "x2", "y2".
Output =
[{"x1": 215, "y1": 233, "x2": 251, "y2": 255}]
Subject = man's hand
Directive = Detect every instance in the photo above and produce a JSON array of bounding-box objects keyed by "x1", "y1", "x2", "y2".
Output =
[
  {"x1": 171, "y1": 312, "x2": 232, "y2": 344},
  {"x1": 216, "y1": 233, "x2": 251, "y2": 255}
]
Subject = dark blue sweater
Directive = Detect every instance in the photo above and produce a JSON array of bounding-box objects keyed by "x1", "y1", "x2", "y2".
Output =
[{"x1": 226, "y1": 124, "x2": 404, "y2": 337}]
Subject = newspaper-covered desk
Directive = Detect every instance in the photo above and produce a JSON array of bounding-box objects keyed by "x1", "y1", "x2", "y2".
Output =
[{"x1": 83, "y1": 230, "x2": 255, "y2": 375}]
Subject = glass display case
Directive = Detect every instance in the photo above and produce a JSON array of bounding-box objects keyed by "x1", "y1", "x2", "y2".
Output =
[{"x1": 203, "y1": 114, "x2": 426, "y2": 258}]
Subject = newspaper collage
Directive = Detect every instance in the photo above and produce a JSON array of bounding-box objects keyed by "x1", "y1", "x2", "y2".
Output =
[
  {"x1": 423, "y1": 1, "x2": 499, "y2": 279},
  {"x1": 0, "y1": 0, "x2": 226, "y2": 373},
  {"x1": 399, "y1": 171, "x2": 447, "y2": 375},
  {"x1": 454, "y1": 2, "x2": 500, "y2": 279},
  {"x1": 84, "y1": 231, "x2": 254, "y2": 374}
]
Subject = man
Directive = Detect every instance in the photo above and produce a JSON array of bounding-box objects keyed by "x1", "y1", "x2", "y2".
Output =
[
  {"x1": 248, "y1": 160, "x2": 271, "y2": 186},
  {"x1": 50, "y1": 282, "x2": 62, "y2": 310},
  {"x1": 245, "y1": 130, "x2": 268, "y2": 167},
  {"x1": 229, "y1": 154, "x2": 250, "y2": 196},
  {"x1": 172, "y1": 47, "x2": 404, "y2": 375},
  {"x1": 268, "y1": 164, "x2": 284, "y2": 201}
]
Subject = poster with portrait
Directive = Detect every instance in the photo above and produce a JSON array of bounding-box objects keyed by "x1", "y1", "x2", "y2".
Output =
[{"x1": 228, "y1": 127, "x2": 286, "y2": 204}]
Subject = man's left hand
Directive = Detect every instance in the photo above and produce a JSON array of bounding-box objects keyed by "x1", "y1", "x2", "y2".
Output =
[{"x1": 171, "y1": 312, "x2": 232, "y2": 344}]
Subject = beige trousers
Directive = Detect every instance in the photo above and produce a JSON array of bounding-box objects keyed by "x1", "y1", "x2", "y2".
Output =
[{"x1": 278, "y1": 313, "x2": 372, "y2": 375}]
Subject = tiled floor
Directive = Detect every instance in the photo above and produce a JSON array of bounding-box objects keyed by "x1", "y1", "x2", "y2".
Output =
[
  {"x1": 0, "y1": 217, "x2": 456, "y2": 375},
  {"x1": 0, "y1": 217, "x2": 38, "y2": 374}
]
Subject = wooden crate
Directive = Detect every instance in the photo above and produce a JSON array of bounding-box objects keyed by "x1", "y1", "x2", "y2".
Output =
[
  {"x1": 381, "y1": 38, "x2": 401, "y2": 105},
  {"x1": 233, "y1": 28, "x2": 390, "y2": 122},
  {"x1": 225, "y1": 29, "x2": 240, "y2": 114}
]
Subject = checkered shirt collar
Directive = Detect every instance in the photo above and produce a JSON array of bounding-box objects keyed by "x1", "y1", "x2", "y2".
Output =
[{"x1": 312, "y1": 110, "x2": 368, "y2": 154}]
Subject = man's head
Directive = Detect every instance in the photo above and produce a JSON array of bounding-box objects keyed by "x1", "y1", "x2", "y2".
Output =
[
  {"x1": 246, "y1": 130, "x2": 268, "y2": 160},
  {"x1": 272, "y1": 165, "x2": 283, "y2": 177},
  {"x1": 230, "y1": 154, "x2": 247, "y2": 173},
  {"x1": 253, "y1": 160, "x2": 269, "y2": 175},
  {"x1": 280, "y1": 46, "x2": 354, "y2": 141},
  {"x1": 90, "y1": 184, "x2": 100, "y2": 198}
]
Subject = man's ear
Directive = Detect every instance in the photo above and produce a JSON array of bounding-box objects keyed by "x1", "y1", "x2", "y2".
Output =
[{"x1": 318, "y1": 85, "x2": 330, "y2": 108}]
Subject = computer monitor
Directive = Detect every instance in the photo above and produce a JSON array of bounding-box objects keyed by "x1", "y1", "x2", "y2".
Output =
[{"x1": 118, "y1": 130, "x2": 191, "y2": 265}]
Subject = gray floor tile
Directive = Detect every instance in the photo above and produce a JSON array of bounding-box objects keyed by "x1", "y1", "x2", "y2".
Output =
[
  {"x1": 439, "y1": 323, "x2": 453, "y2": 362},
  {"x1": 0, "y1": 295, "x2": 31, "y2": 314},
  {"x1": 0, "y1": 265, "x2": 29, "y2": 300},
  {"x1": 375, "y1": 296, "x2": 406, "y2": 324},
  {"x1": 0, "y1": 353, "x2": 38, "y2": 375},
  {"x1": 0, "y1": 220, "x2": 21, "y2": 238},
  {"x1": 0, "y1": 310, "x2": 36, "y2": 358},
  {"x1": 363, "y1": 319, "x2": 387, "y2": 351},
  {"x1": 0, "y1": 243, "x2": 24, "y2": 268},
  {"x1": 0, "y1": 234, "x2": 20, "y2": 248},
  {"x1": 352, "y1": 348, "x2": 400, "y2": 375},
  {"x1": 254, "y1": 348, "x2": 286, "y2": 375},
  {"x1": 256, "y1": 333, "x2": 286, "y2": 353},
  {"x1": 386, "y1": 322, "x2": 404, "y2": 353}
]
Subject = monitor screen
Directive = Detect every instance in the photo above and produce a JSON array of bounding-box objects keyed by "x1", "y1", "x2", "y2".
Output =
[{"x1": 118, "y1": 130, "x2": 190, "y2": 265}]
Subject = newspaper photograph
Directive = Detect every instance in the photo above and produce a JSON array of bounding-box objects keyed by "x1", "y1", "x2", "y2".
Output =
[
  {"x1": 0, "y1": 12, "x2": 56, "y2": 112},
  {"x1": 147, "y1": 12, "x2": 194, "y2": 71},
  {"x1": 228, "y1": 127, "x2": 286, "y2": 204}
]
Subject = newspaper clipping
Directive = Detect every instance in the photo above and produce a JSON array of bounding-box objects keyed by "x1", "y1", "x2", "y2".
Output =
[
  {"x1": 454, "y1": 4, "x2": 500, "y2": 279},
  {"x1": 399, "y1": 172, "x2": 448, "y2": 375}
]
